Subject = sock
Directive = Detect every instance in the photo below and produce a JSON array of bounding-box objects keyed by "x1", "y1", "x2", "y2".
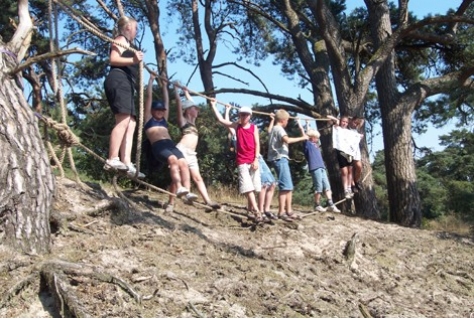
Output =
[{"x1": 327, "y1": 199, "x2": 334, "y2": 206}]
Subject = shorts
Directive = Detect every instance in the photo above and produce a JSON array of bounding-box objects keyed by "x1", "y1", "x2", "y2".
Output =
[
  {"x1": 238, "y1": 163, "x2": 261, "y2": 194},
  {"x1": 310, "y1": 168, "x2": 331, "y2": 193},
  {"x1": 176, "y1": 144, "x2": 199, "y2": 170},
  {"x1": 151, "y1": 139, "x2": 184, "y2": 163},
  {"x1": 336, "y1": 150, "x2": 353, "y2": 168},
  {"x1": 104, "y1": 69, "x2": 136, "y2": 116},
  {"x1": 271, "y1": 157, "x2": 293, "y2": 191},
  {"x1": 258, "y1": 155, "x2": 276, "y2": 187},
  {"x1": 353, "y1": 147, "x2": 361, "y2": 161}
]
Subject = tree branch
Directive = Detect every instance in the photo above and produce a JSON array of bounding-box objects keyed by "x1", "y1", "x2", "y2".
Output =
[{"x1": 11, "y1": 48, "x2": 96, "y2": 75}]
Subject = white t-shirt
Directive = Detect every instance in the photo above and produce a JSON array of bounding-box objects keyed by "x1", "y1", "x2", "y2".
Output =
[{"x1": 332, "y1": 126, "x2": 361, "y2": 158}]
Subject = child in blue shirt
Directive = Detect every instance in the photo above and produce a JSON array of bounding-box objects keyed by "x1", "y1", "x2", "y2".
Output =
[{"x1": 299, "y1": 121, "x2": 340, "y2": 213}]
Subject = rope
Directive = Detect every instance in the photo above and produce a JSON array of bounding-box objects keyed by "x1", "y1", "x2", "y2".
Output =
[
  {"x1": 134, "y1": 61, "x2": 144, "y2": 178},
  {"x1": 157, "y1": 78, "x2": 331, "y2": 122}
]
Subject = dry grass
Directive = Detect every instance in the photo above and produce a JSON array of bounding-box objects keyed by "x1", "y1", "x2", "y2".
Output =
[{"x1": 424, "y1": 214, "x2": 473, "y2": 236}]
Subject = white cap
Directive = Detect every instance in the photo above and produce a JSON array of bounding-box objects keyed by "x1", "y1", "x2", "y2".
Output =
[
  {"x1": 239, "y1": 106, "x2": 252, "y2": 115},
  {"x1": 182, "y1": 99, "x2": 198, "y2": 110}
]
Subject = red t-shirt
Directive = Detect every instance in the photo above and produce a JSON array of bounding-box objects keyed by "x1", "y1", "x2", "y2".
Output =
[{"x1": 236, "y1": 124, "x2": 256, "y2": 165}]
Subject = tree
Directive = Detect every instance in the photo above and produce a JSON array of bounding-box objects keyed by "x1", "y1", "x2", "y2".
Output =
[
  {"x1": 0, "y1": 0, "x2": 54, "y2": 254},
  {"x1": 416, "y1": 129, "x2": 474, "y2": 219},
  {"x1": 364, "y1": 0, "x2": 474, "y2": 226}
]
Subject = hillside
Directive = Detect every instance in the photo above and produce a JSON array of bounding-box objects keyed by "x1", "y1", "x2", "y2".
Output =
[{"x1": 0, "y1": 177, "x2": 473, "y2": 318}]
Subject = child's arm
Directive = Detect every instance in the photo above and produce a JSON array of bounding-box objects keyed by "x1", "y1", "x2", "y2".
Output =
[
  {"x1": 251, "y1": 125, "x2": 260, "y2": 169},
  {"x1": 282, "y1": 120, "x2": 308, "y2": 144},
  {"x1": 267, "y1": 113, "x2": 275, "y2": 133},
  {"x1": 327, "y1": 115, "x2": 339, "y2": 126},
  {"x1": 145, "y1": 73, "x2": 156, "y2": 122},
  {"x1": 224, "y1": 104, "x2": 236, "y2": 136},
  {"x1": 183, "y1": 86, "x2": 194, "y2": 102},
  {"x1": 175, "y1": 82, "x2": 185, "y2": 127},
  {"x1": 297, "y1": 119, "x2": 306, "y2": 135},
  {"x1": 210, "y1": 99, "x2": 234, "y2": 128},
  {"x1": 160, "y1": 77, "x2": 170, "y2": 121}
]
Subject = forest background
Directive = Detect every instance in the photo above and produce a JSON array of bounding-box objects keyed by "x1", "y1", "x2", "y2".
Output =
[{"x1": 1, "y1": 0, "x2": 474, "y2": 253}]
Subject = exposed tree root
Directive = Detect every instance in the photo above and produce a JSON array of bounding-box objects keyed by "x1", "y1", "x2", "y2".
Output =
[{"x1": 40, "y1": 259, "x2": 144, "y2": 317}]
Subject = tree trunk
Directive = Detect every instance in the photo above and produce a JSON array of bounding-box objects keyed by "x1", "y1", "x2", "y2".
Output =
[
  {"x1": 0, "y1": 63, "x2": 54, "y2": 253},
  {"x1": 365, "y1": 0, "x2": 421, "y2": 227}
]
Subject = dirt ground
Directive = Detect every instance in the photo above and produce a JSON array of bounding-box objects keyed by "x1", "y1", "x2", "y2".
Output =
[{"x1": 0, "y1": 177, "x2": 473, "y2": 318}]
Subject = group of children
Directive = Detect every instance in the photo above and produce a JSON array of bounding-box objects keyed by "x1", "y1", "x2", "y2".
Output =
[
  {"x1": 102, "y1": 15, "x2": 364, "y2": 220},
  {"x1": 103, "y1": 17, "x2": 366, "y2": 219},
  {"x1": 211, "y1": 101, "x2": 354, "y2": 221},
  {"x1": 327, "y1": 115, "x2": 365, "y2": 199}
]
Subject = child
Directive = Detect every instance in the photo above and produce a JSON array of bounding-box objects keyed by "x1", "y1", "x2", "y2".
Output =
[
  {"x1": 144, "y1": 73, "x2": 198, "y2": 212},
  {"x1": 174, "y1": 86, "x2": 220, "y2": 209},
  {"x1": 299, "y1": 121, "x2": 340, "y2": 213},
  {"x1": 103, "y1": 16, "x2": 145, "y2": 178},
  {"x1": 225, "y1": 105, "x2": 278, "y2": 220},
  {"x1": 348, "y1": 116, "x2": 365, "y2": 193},
  {"x1": 327, "y1": 115, "x2": 363, "y2": 198},
  {"x1": 210, "y1": 100, "x2": 264, "y2": 222},
  {"x1": 267, "y1": 109, "x2": 308, "y2": 221}
]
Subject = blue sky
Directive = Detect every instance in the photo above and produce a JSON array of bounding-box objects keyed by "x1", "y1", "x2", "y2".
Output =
[{"x1": 151, "y1": 1, "x2": 461, "y2": 158}]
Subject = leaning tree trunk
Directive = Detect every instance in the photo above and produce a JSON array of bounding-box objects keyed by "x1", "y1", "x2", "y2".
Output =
[
  {"x1": 0, "y1": 47, "x2": 55, "y2": 254},
  {"x1": 366, "y1": 0, "x2": 421, "y2": 227}
]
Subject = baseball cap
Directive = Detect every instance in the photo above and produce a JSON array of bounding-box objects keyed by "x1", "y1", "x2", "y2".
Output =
[
  {"x1": 239, "y1": 106, "x2": 252, "y2": 115},
  {"x1": 151, "y1": 100, "x2": 166, "y2": 110},
  {"x1": 182, "y1": 99, "x2": 199, "y2": 111}
]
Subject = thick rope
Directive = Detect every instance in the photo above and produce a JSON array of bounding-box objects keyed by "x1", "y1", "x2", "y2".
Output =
[{"x1": 134, "y1": 61, "x2": 144, "y2": 178}]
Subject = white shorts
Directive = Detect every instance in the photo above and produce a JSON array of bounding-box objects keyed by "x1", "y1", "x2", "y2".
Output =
[
  {"x1": 238, "y1": 163, "x2": 261, "y2": 194},
  {"x1": 176, "y1": 144, "x2": 199, "y2": 170}
]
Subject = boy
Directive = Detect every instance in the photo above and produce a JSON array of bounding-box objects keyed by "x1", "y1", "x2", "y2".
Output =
[
  {"x1": 267, "y1": 109, "x2": 308, "y2": 221},
  {"x1": 299, "y1": 121, "x2": 341, "y2": 213},
  {"x1": 210, "y1": 100, "x2": 264, "y2": 222}
]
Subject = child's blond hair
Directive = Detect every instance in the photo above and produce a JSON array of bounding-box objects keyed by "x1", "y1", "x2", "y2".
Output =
[
  {"x1": 306, "y1": 129, "x2": 320, "y2": 138},
  {"x1": 275, "y1": 109, "x2": 290, "y2": 122}
]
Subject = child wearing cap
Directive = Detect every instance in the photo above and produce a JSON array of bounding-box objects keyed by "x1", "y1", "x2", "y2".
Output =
[
  {"x1": 210, "y1": 99, "x2": 265, "y2": 222},
  {"x1": 145, "y1": 73, "x2": 198, "y2": 211},
  {"x1": 224, "y1": 105, "x2": 278, "y2": 220},
  {"x1": 298, "y1": 120, "x2": 341, "y2": 213},
  {"x1": 170, "y1": 87, "x2": 221, "y2": 210},
  {"x1": 267, "y1": 109, "x2": 308, "y2": 221}
]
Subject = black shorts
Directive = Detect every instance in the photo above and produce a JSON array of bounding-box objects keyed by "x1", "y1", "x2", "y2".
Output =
[
  {"x1": 104, "y1": 69, "x2": 136, "y2": 116},
  {"x1": 151, "y1": 139, "x2": 184, "y2": 163},
  {"x1": 336, "y1": 150, "x2": 353, "y2": 168}
]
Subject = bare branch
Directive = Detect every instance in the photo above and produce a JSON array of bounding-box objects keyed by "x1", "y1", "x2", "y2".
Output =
[
  {"x1": 12, "y1": 48, "x2": 96, "y2": 74},
  {"x1": 96, "y1": 0, "x2": 118, "y2": 21}
]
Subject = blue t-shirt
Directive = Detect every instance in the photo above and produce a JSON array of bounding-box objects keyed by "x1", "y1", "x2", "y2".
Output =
[{"x1": 303, "y1": 140, "x2": 325, "y2": 171}]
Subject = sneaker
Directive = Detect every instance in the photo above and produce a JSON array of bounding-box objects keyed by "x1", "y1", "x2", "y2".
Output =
[
  {"x1": 327, "y1": 205, "x2": 341, "y2": 213},
  {"x1": 185, "y1": 192, "x2": 198, "y2": 202},
  {"x1": 314, "y1": 205, "x2": 327, "y2": 212},
  {"x1": 164, "y1": 203, "x2": 174, "y2": 213},
  {"x1": 176, "y1": 187, "x2": 189, "y2": 198},
  {"x1": 126, "y1": 163, "x2": 146, "y2": 179},
  {"x1": 345, "y1": 190, "x2": 353, "y2": 199},
  {"x1": 104, "y1": 157, "x2": 128, "y2": 171},
  {"x1": 206, "y1": 201, "x2": 221, "y2": 210}
]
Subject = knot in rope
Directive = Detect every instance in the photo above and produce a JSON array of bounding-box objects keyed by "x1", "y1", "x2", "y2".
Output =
[{"x1": 42, "y1": 116, "x2": 80, "y2": 147}]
